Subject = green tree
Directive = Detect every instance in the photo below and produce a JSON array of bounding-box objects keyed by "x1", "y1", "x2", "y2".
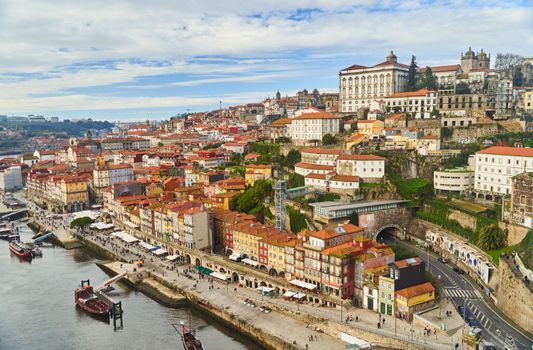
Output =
[
  {"x1": 288, "y1": 207, "x2": 308, "y2": 233},
  {"x1": 70, "y1": 217, "x2": 95, "y2": 229},
  {"x1": 455, "y1": 82, "x2": 471, "y2": 95},
  {"x1": 157, "y1": 142, "x2": 164, "y2": 147},
  {"x1": 322, "y1": 133, "x2": 337, "y2": 145},
  {"x1": 478, "y1": 224, "x2": 508, "y2": 250},
  {"x1": 441, "y1": 127, "x2": 453, "y2": 139},
  {"x1": 275, "y1": 136, "x2": 291, "y2": 144},
  {"x1": 513, "y1": 67, "x2": 524, "y2": 87},
  {"x1": 233, "y1": 180, "x2": 273, "y2": 213},
  {"x1": 406, "y1": 55, "x2": 418, "y2": 91},
  {"x1": 417, "y1": 66, "x2": 438, "y2": 90},
  {"x1": 287, "y1": 173, "x2": 305, "y2": 189},
  {"x1": 283, "y1": 149, "x2": 301, "y2": 169}
]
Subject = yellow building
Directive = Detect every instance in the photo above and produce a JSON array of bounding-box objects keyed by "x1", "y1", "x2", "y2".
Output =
[
  {"x1": 395, "y1": 282, "x2": 435, "y2": 321},
  {"x1": 59, "y1": 175, "x2": 89, "y2": 212},
  {"x1": 357, "y1": 120, "x2": 384, "y2": 136},
  {"x1": 524, "y1": 91, "x2": 533, "y2": 113},
  {"x1": 244, "y1": 164, "x2": 272, "y2": 186}
]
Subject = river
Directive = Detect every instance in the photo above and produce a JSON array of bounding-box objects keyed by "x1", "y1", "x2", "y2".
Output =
[{"x1": 0, "y1": 223, "x2": 261, "y2": 350}]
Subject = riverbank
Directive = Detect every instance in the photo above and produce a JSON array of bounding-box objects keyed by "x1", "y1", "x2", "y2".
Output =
[{"x1": 75, "y1": 232, "x2": 354, "y2": 350}]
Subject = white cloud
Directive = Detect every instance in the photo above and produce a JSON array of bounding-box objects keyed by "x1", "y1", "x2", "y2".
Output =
[{"x1": 0, "y1": 0, "x2": 531, "y2": 115}]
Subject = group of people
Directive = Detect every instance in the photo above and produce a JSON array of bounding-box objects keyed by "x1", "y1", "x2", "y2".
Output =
[{"x1": 423, "y1": 325, "x2": 437, "y2": 337}]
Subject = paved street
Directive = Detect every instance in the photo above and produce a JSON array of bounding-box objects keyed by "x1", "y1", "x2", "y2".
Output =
[{"x1": 388, "y1": 238, "x2": 533, "y2": 350}]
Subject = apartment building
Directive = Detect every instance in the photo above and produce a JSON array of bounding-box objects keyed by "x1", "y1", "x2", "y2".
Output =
[
  {"x1": 474, "y1": 146, "x2": 533, "y2": 197},
  {"x1": 434, "y1": 168, "x2": 475, "y2": 193},
  {"x1": 336, "y1": 154, "x2": 386, "y2": 181},
  {"x1": 288, "y1": 112, "x2": 341, "y2": 146},
  {"x1": 384, "y1": 89, "x2": 438, "y2": 119}
]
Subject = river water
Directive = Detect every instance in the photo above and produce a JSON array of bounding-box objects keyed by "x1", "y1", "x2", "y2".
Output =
[{"x1": 0, "y1": 223, "x2": 260, "y2": 350}]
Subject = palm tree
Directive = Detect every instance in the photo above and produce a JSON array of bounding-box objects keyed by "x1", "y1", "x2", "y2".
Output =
[{"x1": 477, "y1": 224, "x2": 507, "y2": 250}]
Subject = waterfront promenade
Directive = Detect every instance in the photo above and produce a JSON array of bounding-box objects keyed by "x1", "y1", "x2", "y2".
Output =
[{"x1": 20, "y1": 191, "x2": 460, "y2": 350}]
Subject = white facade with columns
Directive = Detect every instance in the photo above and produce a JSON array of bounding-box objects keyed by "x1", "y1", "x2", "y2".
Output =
[{"x1": 339, "y1": 51, "x2": 410, "y2": 113}]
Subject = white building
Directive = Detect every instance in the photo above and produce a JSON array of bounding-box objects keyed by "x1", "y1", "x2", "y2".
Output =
[
  {"x1": 300, "y1": 148, "x2": 342, "y2": 166},
  {"x1": 339, "y1": 51, "x2": 409, "y2": 112},
  {"x1": 304, "y1": 173, "x2": 359, "y2": 194},
  {"x1": 294, "y1": 162, "x2": 336, "y2": 177},
  {"x1": 0, "y1": 166, "x2": 23, "y2": 192},
  {"x1": 474, "y1": 146, "x2": 533, "y2": 197},
  {"x1": 384, "y1": 89, "x2": 438, "y2": 119},
  {"x1": 335, "y1": 154, "x2": 386, "y2": 181},
  {"x1": 434, "y1": 168, "x2": 475, "y2": 193},
  {"x1": 288, "y1": 111, "x2": 341, "y2": 146}
]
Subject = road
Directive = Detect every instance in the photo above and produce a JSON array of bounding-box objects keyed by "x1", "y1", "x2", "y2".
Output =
[{"x1": 387, "y1": 237, "x2": 533, "y2": 350}]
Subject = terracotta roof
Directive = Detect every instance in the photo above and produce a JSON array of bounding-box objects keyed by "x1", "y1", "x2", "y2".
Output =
[
  {"x1": 306, "y1": 224, "x2": 363, "y2": 240},
  {"x1": 395, "y1": 282, "x2": 435, "y2": 299},
  {"x1": 320, "y1": 241, "x2": 362, "y2": 257},
  {"x1": 393, "y1": 257, "x2": 423, "y2": 268},
  {"x1": 331, "y1": 175, "x2": 360, "y2": 183},
  {"x1": 292, "y1": 112, "x2": 340, "y2": 120},
  {"x1": 294, "y1": 162, "x2": 335, "y2": 171},
  {"x1": 301, "y1": 148, "x2": 342, "y2": 155},
  {"x1": 372, "y1": 61, "x2": 410, "y2": 69},
  {"x1": 342, "y1": 64, "x2": 368, "y2": 71},
  {"x1": 419, "y1": 64, "x2": 461, "y2": 73},
  {"x1": 477, "y1": 146, "x2": 533, "y2": 157},
  {"x1": 387, "y1": 89, "x2": 435, "y2": 98},
  {"x1": 271, "y1": 118, "x2": 292, "y2": 126},
  {"x1": 357, "y1": 120, "x2": 382, "y2": 124},
  {"x1": 337, "y1": 154, "x2": 386, "y2": 161},
  {"x1": 420, "y1": 135, "x2": 439, "y2": 140}
]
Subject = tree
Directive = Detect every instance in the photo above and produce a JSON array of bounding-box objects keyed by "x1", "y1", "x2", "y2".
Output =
[
  {"x1": 157, "y1": 142, "x2": 164, "y2": 147},
  {"x1": 283, "y1": 149, "x2": 301, "y2": 169},
  {"x1": 513, "y1": 67, "x2": 524, "y2": 87},
  {"x1": 233, "y1": 180, "x2": 273, "y2": 213},
  {"x1": 477, "y1": 224, "x2": 508, "y2": 250},
  {"x1": 417, "y1": 66, "x2": 438, "y2": 90},
  {"x1": 494, "y1": 53, "x2": 523, "y2": 73},
  {"x1": 70, "y1": 216, "x2": 95, "y2": 229},
  {"x1": 455, "y1": 82, "x2": 471, "y2": 95},
  {"x1": 287, "y1": 173, "x2": 305, "y2": 189},
  {"x1": 322, "y1": 133, "x2": 337, "y2": 145},
  {"x1": 407, "y1": 55, "x2": 418, "y2": 91}
]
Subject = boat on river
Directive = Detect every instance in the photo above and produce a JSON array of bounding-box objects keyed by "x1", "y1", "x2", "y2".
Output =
[
  {"x1": 173, "y1": 322, "x2": 205, "y2": 350},
  {"x1": 74, "y1": 280, "x2": 110, "y2": 316},
  {"x1": 0, "y1": 228, "x2": 13, "y2": 240},
  {"x1": 9, "y1": 240, "x2": 32, "y2": 259}
]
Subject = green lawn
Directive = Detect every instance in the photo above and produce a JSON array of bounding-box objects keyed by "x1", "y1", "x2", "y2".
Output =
[{"x1": 449, "y1": 199, "x2": 488, "y2": 214}]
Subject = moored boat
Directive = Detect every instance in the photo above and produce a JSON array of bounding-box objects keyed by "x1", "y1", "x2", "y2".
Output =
[
  {"x1": 74, "y1": 280, "x2": 110, "y2": 316},
  {"x1": 0, "y1": 228, "x2": 13, "y2": 240},
  {"x1": 9, "y1": 240, "x2": 32, "y2": 259},
  {"x1": 173, "y1": 322, "x2": 204, "y2": 350}
]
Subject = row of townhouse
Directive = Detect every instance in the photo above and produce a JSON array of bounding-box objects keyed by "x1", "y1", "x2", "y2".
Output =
[{"x1": 26, "y1": 170, "x2": 91, "y2": 212}]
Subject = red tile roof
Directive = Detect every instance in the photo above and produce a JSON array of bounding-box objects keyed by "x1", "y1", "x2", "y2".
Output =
[
  {"x1": 294, "y1": 162, "x2": 335, "y2": 171},
  {"x1": 477, "y1": 146, "x2": 533, "y2": 157},
  {"x1": 337, "y1": 154, "x2": 385, "y2": 161},
  {"x1": 419, "y1": 64, "x2": 461, "y2": 73},
  {"x1": 301, "y1": 148, "x2": 342, "y2": 155},
  {"x1": 292, "y1": 112, "x2": 340, "y2": 120},
  {"x1": 395, "y1": 282, "x2": 435, "y2": 299},
  {"x1": 387, "y1": 89, "x2": 435, "y2": 98}
]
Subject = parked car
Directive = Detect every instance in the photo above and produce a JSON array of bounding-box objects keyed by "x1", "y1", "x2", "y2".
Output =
[
  {"x1": 453, "y1": 267, "x2": 465, "y2": 274},
  {"x1": 468, "y1": 318, "x2": 482, "y2": 329},
  {"x1": 438, "y1": 257, "x2": 449, "y2": 263}
]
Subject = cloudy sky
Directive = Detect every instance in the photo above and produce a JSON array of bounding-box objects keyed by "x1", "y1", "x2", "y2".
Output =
[{"x1": 1, "y1": 0, "x2": 531, "y2": 121}]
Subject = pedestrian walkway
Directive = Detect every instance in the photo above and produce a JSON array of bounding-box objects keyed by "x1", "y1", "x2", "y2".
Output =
[{"x1": 444, "y1": 287, "x2": 479, "y2": 299}]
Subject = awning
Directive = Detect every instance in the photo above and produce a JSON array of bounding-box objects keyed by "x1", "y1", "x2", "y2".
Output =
[
  {"x1": 138, "y1": 241, "x2": 155, "y2": 251},
  {"x1": 229, "y1": 252, "x2": 242, "y2": 261},
  {"x1": 293, "y1": 292, "x2": 306, "y2": 299},
  {"x1": 165, "y1": 255, "x2": 179, "y2": 261},
  {"x1": 289, "y1": 279, "x2": 317, "y2": 291},
  {"x1": 149, "y1": 245, "x2": 161, "y2": 252},
  {"x1": 111, "y1": 231, "x2": 139, "y2": 243},
  {"x1": 90, "y1": 222, "x2": 114, "y2": 230},
  {"x1": 153, "y1": 248, "x2": 168, "y2": 256},
  {"x1": 283, "y1": 291, "x2": 296, "y2": 298},
  {"x1": 211, "y1": 271, "x2": 231, "y2": 281},
  {"x1": 257, "y1": 286, "x2": 275, "y2": 293},
  {"x1": 242, "y1": 258, "x2": 259, "y2": 267},
  {"x1": 196, "y1": 266, "x2": 213, "y2": 275}
]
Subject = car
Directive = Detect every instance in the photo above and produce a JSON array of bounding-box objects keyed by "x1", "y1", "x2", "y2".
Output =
[
  {"x1": 468, "y1": 318, "x2": 482, "y2": 329},
  {"x1": 453, "y1": 267, "x2": 465, "y2": 274},
  {"x1": 438, "y1": 257, "x2": 449, "y2": 263}
]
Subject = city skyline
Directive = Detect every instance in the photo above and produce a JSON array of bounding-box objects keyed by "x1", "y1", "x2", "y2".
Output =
[{"x1": 1, "y1": 0, "x2": 532, "y2": 120}]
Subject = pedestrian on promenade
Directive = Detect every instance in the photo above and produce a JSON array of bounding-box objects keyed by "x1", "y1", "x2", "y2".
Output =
[{"x1": 377, "y1": 322, "x2": 381, "y2": 329}]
